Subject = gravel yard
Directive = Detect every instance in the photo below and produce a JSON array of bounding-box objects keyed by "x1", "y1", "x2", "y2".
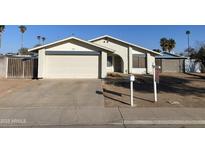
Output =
[
  {"x1": 0, "y1": 79, "x2": 33, "y2": 98},
  {"x1": 102, "y1": 73, "x2": 205, "y2": 107}
]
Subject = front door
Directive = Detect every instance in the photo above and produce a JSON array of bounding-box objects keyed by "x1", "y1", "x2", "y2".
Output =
[{"x1": 114, "y1": 56, "x2": 123, "y2": 72}]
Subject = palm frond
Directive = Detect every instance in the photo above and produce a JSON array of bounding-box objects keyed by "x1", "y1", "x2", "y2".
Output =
[
  {"x1": 19, "y1": 25, "x2": 27, "y2": 33},
  {"x1": 0, "y1": 25, "x2": 5, "y2": 33}
]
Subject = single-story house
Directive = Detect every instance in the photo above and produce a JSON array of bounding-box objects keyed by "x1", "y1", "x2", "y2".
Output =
[
  {"x1": 155, "y1": 52, "x2": 187, "y2": 73},
  {"x1": 28, "y1": 35, "x2": 160, "y2": 79}
]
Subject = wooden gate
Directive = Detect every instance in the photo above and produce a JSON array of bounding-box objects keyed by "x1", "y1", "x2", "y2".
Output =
[{"x1": 7, "y1": 57, "x2": 38, "y2": 79}]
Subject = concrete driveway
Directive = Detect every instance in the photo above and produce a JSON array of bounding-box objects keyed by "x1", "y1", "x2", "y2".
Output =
[
  {"x1": 0, "y1": 79, "x2": 104, "y2": 108},
  {"x1": 0, "y1": 79, "x2": 123, "y2": 127}
]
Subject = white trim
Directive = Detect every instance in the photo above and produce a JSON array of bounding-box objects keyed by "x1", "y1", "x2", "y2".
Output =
[
  {"x1": 90, "y1": 35, "x2": 161, "y2": 55},
  {"x1": 28, "y1": 36, "x2": 115, "y2": 53}
]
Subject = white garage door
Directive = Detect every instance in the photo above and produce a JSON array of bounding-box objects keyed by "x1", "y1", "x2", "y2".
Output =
[{"x1": 45, "y1": 55, "x2": 99, "y2": 78}]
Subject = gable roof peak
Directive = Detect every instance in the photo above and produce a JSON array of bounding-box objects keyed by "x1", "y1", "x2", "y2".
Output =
[
  {"x1": 28, "y1": 36, "x2": 115, "y2": 53},
  {"x1": 90, "y1": 35, "x2": 161, "y2": 55}
]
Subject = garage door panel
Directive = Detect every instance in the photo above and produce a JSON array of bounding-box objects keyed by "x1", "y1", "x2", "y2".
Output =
[{"x1": 45, "y1": 55, "x2": 99, "y2": 78}]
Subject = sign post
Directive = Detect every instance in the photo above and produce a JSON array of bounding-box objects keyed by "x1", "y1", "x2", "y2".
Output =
[
  {"x1": 130, "y1": 75, "x2": 135, "y2": 107},
  {"x1": 152, "y1": 64, "x2": 161, "y2": 102}
]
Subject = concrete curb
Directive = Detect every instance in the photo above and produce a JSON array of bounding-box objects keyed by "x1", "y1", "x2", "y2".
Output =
[{"x1": 123, "y1": 120, "x2": 205, "y2": 125}]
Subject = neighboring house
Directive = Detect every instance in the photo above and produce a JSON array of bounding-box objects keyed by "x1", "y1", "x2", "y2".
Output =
[
  {"x1": 28, "y1": 35, "x2": 160, "y2": 79},
  {"x1": 5, "y1": 52, "x2": 17, "y2": 56},
  {"x1": 155, "y1": 52, "x2": 187, "y2": 73}
]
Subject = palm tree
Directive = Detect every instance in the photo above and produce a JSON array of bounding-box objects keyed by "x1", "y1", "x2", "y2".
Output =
[
  {"x1": 0, "y1": 25, "x2": 5, "y2": 48},
  {"x1": 19, "y1": 25, "x2": 27, "y2": 49},
  {"x1": 42, "y1": 37, "x2": 46, "y2": 45},
  {"x1": 167, "y1": 38, "x2": 176, "y2": 52},
  {"x1": 186, "y1": 30, "x2": 191, "y2": 52},
  {"x1": 160, "y1": 37, "x2": 176, "y2": 53},
  {"x1": 160, "y1": 37, "x2": 169, "y2": 51},
  {"x1": 37, "y1": 35, "x2": 41, "y2": 45}
]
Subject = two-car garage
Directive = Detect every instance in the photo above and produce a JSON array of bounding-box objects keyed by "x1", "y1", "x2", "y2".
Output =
[
  {"x1": 29, "y1": 37, "x2": 112, "y2": 79},
  {"x1": 45, "y1": 51, "x2": 100, "y2": 78}
]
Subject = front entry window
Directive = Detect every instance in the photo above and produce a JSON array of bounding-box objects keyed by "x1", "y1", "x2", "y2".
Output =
[{"x1": 107, "y1": 56, "x2": 113, "y2": 67}]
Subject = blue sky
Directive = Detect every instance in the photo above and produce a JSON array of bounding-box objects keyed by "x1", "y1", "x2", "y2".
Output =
[{"x1": 0, "y1": 25, "x2": 205, "y2": 54}]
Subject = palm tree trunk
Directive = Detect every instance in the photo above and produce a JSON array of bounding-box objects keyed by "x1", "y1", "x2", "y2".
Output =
[{"x1": 21, "y1": 33, "x2": 23, "y2": 49}]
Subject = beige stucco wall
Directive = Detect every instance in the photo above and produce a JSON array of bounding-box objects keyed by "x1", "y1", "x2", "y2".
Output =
[
  {"x1": 38, "y1": 49, "x2": 46, "y2": 78},
  {"x1": 93, "y1": 39, "x2": 156, "y2": 75},
  {"x1": 101, "y1": 51, "x2": 107, "y2": 78},
  {"x1": 46, "y1": 40, "x2": 96, "y2": 52},
  {"x1": 132, "y1": 68, "x2": 147, "y2": 74},
  {"x1": 147, "y1": 53, "x2": 155, "y2": 74},
  {"x1": 37, "y1": 40, "x2": 108, "y2": 78},
  {"x1": 128, "y1": 47, "x2": 133, "y2": 73},
  {"x1": 132, "y1": 48, "x2": 144, "y2": 54},
  {"x1": 93, "y1": 39, "x2": 129, "y2": 73}
]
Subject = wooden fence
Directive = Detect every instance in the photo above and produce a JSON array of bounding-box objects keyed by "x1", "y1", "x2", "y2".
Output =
[{"x1": 7, "y1": 57, "x2": 38, "y2": 79}]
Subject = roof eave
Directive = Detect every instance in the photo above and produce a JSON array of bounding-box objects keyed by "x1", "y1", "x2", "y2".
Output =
[
  {"x1": 28, "y1": 37, "x2": 115, "y2": 53},
  {"x1": 156, "y1": 57, "x2": 188, "y2": 59}
]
